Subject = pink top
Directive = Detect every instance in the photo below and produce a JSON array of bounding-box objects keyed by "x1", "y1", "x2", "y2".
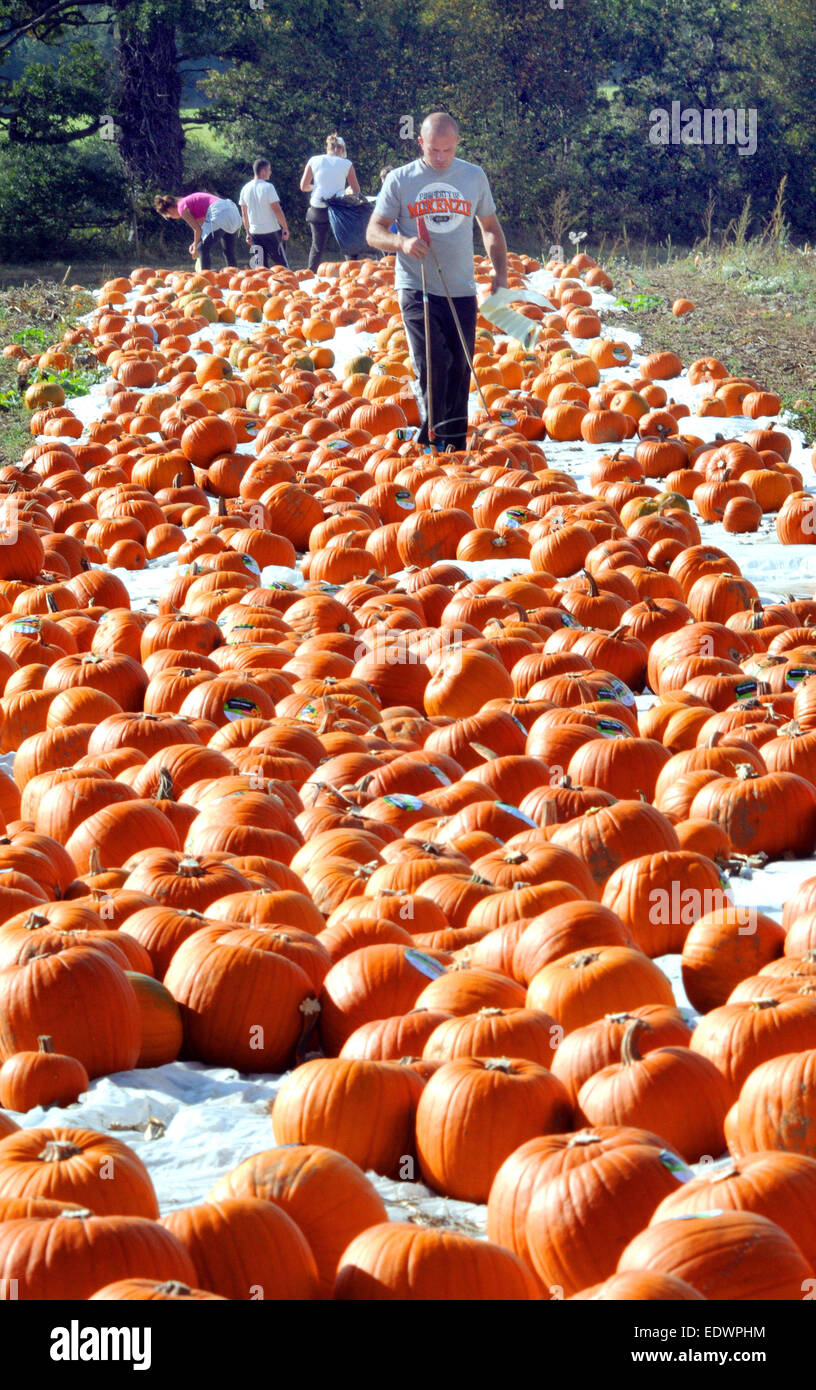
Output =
[{"x1": 176, "y1": 192, "x2": 218, "y2": 221}]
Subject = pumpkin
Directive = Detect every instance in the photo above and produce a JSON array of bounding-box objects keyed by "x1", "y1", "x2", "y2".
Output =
[
  {"x1": 334, "y1": 1222, "x2": 541, "y2": 1300},
  {"x1": 576, "y1": 1020, "x2": 731, "y2": 1162},
  {"x1": 526, "y1": 946, "x2": 675, "y2": 1033},
  {"x1": 0, "y1": 1035, "x2": 88, "y2": 1112},
  {"x1": 689, "y1": 995, "x2": 816, "y2": 1100},
  {"x1": 651, "y1": 1150, "x2": 816, "y2": 1267},
  {"x1": 415, "y1": 1057, "x2": 573, "y2": 1203},
  {"x1": 600, "y1": 851, "x2": 730, "y2": 957},
  {"x1": 525, "y1": 1136, "x2": 694, "y2": 1298},
  {"x1": 617, "y1": 1210, "x2": 813, "y2": 1300},
  {"x1": 681, "y1": 907, "x2": 786, "y2": 1014},
  {"x1": 160, "y1": 1197, "x2": 319, "y2": 1300},
  {"x1": 90, "y1": 1278, "x2": 225, "y2": 1300},
  {"x1": 125, "y1": 972, "x2": 183, "y2": 1067},
  {"x1": 727, "y1": 1049, "x2": 816, "y2": 1159},
  {"x1": 164, "y1": 931, "x2": 317, "y2": 1072},
  {"x1": 571, "y1": 1271, "x2": 705, "y2": 1300},
  {"x1": 0, "y1": 1127, "x2": 158, "y2": 1217},
  {"x1": 0, "y1": 1210, "x2": 196, "y2": 1300},
  {"x1": 0, "y1": 945, "x2": 141, "y2": 1079},
  {"x1": 550, "y1": 1006, "x2": 693, "y2": 1103},
  {"x1": 271, "y1": 1057, "x2": 424, "y2": 1179},
  {"x1": 421, "y1": 1006, "x2": 561, "y2": 1067},
  {"x1": 207, "y1": 1144, "x2": 388, "y2": 1300},
  {"x1": 340, "y1": 1009, "x2": 453, "y2": 1061}
]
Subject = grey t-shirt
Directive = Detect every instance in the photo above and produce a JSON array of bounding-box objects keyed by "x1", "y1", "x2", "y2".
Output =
[{"x1": 373, "y1": 156, "x2": 497, "y2": 298}]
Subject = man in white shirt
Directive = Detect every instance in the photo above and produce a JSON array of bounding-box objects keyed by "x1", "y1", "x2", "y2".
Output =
[{"x1": 239, "y1": 159, "x2": 290, "y2": 268}]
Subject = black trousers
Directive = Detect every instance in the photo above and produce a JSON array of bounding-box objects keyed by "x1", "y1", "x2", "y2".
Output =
[
  {"x1": 198, "y1": 228, "x2": 238, "y2": 269},
  {"x1": 306, "y1": 206, "x2": 330, "y2": 272},
  {"x1": 251, "y1": 230, "x2": 288, "y2": 268},
  {"x1": 400, "y1": 289, "x2": 477, "y2": 452}
]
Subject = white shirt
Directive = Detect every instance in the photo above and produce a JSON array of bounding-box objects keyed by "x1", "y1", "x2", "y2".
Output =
[
  {"x1": 308, "y1": 154, "x2": 351, "y2": 207},
  {"x1": 239, "y1": 178, "x2": 281, "y2": 233}
]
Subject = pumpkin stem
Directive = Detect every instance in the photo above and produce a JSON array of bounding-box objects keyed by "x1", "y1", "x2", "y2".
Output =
[
  {"x1": 37, "y1": 1035, "x2": 55, "y2": 1053},
  {"x1": 484, "y1": 1057, "x2": 514, "y2": 1073},
  {"x1": 156, "y1": 769, "x2": 175, "y2": 802},
  {"x1": 620, "y1": 1018, "x2": 651, "y2": 1065},
  {"x1": 88, "y1": 847, "x2": 103, "y2": 876},
  {"x1": 294, "y1": 996, "x2": 322, "y2": 1064},
  {"x1": 177, "y1": 856, "x2": 204, "y2": 877},
  {"x1": 23, "y1": 913, "x2": 49, "y2": 931},
  {"x1": 569, "y1": 951, "x2": 600, "y2": 969},
  {"x1": 40, "y1": 1141, "x2": 83, "y2": 1163}
]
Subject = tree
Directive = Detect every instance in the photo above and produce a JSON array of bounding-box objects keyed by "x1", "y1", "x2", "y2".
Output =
[{"x1": 0, "y1": 0, "x2": 262, "y2": 194}]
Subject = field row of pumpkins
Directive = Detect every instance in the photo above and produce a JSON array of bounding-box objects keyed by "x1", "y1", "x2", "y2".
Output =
[{"x1": 0, "y1": 249, "x2": 815, "y2": 1299}]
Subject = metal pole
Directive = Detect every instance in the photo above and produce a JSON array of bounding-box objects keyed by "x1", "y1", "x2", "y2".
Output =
[
  {"x1": 420, "y1": 258, "x2": 436, "y2": 448},
  {"x1": 423, "y1": 233, "x2": 492, "y2": 420}
]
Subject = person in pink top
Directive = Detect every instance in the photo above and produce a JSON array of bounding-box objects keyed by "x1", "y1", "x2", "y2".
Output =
[{"x1": 154, "y1": 190, "x2": 243, "y2": 268}]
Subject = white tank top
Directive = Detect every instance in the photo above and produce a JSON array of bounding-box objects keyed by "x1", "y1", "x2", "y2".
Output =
[{"x1": 309, "y1": 154, "x2": 351, "y2": 207}]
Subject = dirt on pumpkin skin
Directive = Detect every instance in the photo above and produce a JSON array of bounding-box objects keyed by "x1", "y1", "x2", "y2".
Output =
[{"x1": 607, "y1": 258, "x2": 816, "y2": 439}]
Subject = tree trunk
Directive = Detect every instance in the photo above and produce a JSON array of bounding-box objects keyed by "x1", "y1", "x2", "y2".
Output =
[{"x1": 114, "y1": 3, "x2": 185, "y2": 192}]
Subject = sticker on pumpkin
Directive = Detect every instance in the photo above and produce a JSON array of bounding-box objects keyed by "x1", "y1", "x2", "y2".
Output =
[
  {"x1": 296, "y1": 703, "x2": 319, "y2": 721},
  {"x1": 786, "y1": 666, "x2": 816, "y2": 688},
  {"x1": 382, "y1": 794, "x2": 424, "y2": 810},
  {"x1": 325, "y1": 439, "x2": 352, "y2": 451},
  {"x1": 734, "y1": 680, "x2": 758, "y2": 701},
  {"x1": 404, "y1": 948, "x2": 447, "y2": 981},
  {"x1": 10, "y1": 620, "x2": 41, "y2": 634},
  {"x1": 500, "y1": 508, "x2": 528, "y2": 529},
  {"x1": 427, "y1": 766, "x2": 451, "y2": 786},
  {"x1": 606, "y1": 676, "x2": 635, "y2": 706},
  {"x1": 239, "y1": 554, "x2": 261, "y2": 577},
  {"x1": 395, "y1": 490, "x2": 415, "y2": 510},
  {"x1": 267, "y1": 581, "x2": 295, "y2": 592},
  {"x1": 499, "y1": 411, "x2": 516, "y2": 425},
  {"x1": 223, "y1": 698, "x2": 260, "y2": 721},
  {"x1": 672, "y1": 1209, "x2": 725, "y2": 1220},
  {"x1": 658, "y1": 1150, "x2": 695, "y2": 1182},
  {"x1": 394, "y1": 427, "x2": 418, "y2": 442}
]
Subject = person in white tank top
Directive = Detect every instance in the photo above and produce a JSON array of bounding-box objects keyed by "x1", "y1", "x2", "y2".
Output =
[{"x1": 300, "y1": 133, "x2": 360, "y2": 272}]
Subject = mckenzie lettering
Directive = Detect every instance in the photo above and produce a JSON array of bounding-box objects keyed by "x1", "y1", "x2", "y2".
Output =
[
  {"x1": 50, "y1": 1321, "x2": 152, "y2": 1371},
  {"x1": 408, "y1": 195, "x2": 473, "y2": 218}
]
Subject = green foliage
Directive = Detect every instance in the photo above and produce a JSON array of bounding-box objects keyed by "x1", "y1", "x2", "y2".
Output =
[
  {"x1": 0, "y1": 140, "x2": 129, "y2": 258},
  {"x1": 614, "y1": 293, "x2": 664, "y2": 312},
  {"x1": 5, "y1": 41, "x2": 111, "y2": 142},
  {"x1": 1, "y1": 0, "x2": 816, "y2": 257}
]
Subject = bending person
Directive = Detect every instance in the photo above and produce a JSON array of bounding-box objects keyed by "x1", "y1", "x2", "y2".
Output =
[{"x1": 154, "y1": 191, "x2": 242, "y2": 268}]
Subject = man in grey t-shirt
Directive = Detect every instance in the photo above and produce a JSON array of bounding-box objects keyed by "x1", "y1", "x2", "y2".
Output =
[{"x1": 367, "y1": 112, "x2": 508, "y2": 452}]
